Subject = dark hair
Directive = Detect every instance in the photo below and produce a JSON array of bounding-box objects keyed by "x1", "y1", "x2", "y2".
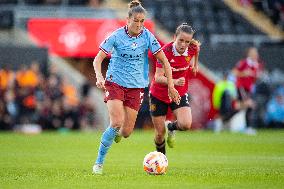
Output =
[
  {"x1": 128, "y1": 0, "x2": 146, "y2": 17},
  {"x1": 175, "y1": 23, "x2": 195, "y2": 36}
]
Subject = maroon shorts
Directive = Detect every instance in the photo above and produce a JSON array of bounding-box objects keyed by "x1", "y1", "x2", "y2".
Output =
[{"x1": 104, "y1": 81, "x2": 144, "y2": 111}]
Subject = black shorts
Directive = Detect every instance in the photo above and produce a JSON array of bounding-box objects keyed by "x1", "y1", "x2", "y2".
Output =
[
  {"x1": 149, "y1": 94, "x2": 190, "y2": 117},
  {"x1": 237, "y1": 88, "x2": 252, "y2": 101}
]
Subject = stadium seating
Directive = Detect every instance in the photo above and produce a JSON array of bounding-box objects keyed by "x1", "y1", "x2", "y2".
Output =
[
  {"x1": 0, "y1": 0, "x2": 96, "y2": 5},
  {"x1": 0, "y1": 10, "x2": 13, "y2": 29},
  {"x1": 142, "y1": 0, "x2": 263, "y2": 44},
  {"x1": 252, "y1": 0, "x2": 284, "y2": 29}
]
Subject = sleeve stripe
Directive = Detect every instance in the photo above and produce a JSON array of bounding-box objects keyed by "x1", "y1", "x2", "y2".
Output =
[
  {"x1": 99, "y1": 46, "x2": 109, "y2": 55},
  {"x1": 152, "y1": 48, "x2": 162, "y2": 55}
]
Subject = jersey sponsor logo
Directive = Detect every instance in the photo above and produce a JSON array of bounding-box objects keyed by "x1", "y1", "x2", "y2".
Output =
[
  {"x1": 171, "y1": 65, "x2": 190, "y2": 72},
  {"x1": 170, "y1": 59, "x2": 175, "y2": 63},
  {"x1": 151, "y1": 39, "x2": 159, "y2": 46},
  {"x1": 120, "y1": 52, "x2": 144, "y2": 60}
]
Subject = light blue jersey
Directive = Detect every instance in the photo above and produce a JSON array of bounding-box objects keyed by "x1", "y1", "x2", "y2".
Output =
[{"x1": 100, "y1": 26, "x2": 161, "y2": 88}]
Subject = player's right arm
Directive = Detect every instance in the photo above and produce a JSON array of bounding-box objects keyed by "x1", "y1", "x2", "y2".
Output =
[
  {"x1": 93, "y1": 31, "x2": 116, "y2": 89},
  {"x1": 93, "y1": 50, "x2": 107, "y2": 89}
]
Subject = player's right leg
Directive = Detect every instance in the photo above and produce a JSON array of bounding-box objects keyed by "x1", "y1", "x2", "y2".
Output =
[
  {"x1": 149, "y1": 94, "x2": 168, "y2": 154},
  {"x1": 93, "y1": 99, "x2": 124, "y2": 174},
  {"x1": 152, "y1": 116, "x2": 167, "y2": 154},
  {"x1": 115, "y1": 88, "x2": 144, "y2": 142}
]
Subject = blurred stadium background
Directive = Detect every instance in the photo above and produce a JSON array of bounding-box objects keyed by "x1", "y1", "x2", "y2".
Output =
[
  {"x1": 1, "y1": 0, "x2": 284, "y2": 132},
  {"x1": 1, "y1": 1, "x2": 284, "y2": 188}
]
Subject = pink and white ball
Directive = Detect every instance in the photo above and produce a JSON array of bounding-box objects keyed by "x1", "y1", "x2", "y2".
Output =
[{"x1": 143, "y1": 151, "x2": 168, "y2": 175}]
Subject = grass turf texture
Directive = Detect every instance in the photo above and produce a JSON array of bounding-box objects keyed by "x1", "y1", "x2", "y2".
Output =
[{"x1": 0, "y1": 130, "x2": 284, "y2": 189}]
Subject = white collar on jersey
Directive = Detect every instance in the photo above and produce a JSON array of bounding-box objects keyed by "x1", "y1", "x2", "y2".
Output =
[
  {"x1": 172, "y1": 42, "x2": 188, "y2": 56},
  {"x1": 246, "y1": 57, "x2": 258, "y2": 67}
]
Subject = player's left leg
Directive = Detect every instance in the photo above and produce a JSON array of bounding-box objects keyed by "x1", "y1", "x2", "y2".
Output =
[
  {"x1": 149, "y1": 94, "x2": 168, "y2": 154},
  {"x1": 119, "y1": 106, "x2": 139, "y2": 138},
  {"x1": 167, "y1": 94, "x2": 192, "y2": 148},
  {"x1": 93, "y1": 99, "x2": 124, "y2": 174},
  {"x1": 152, "y1": 116, "x2": 167, "y2": 154}
]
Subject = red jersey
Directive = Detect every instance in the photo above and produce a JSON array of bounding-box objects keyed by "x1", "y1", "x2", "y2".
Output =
[
  {"x1": 150, "y1": 42, "x2": 198, "y2": 103},
  {"x1": 234, "y1": 58, "x2": 263, "y2": 93}
]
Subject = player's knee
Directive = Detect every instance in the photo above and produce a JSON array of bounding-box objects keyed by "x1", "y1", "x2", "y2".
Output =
[
  {"x1": 121, "y1": 131, "x2": 131, "y2": 138},
  {"x1": 111, "y1": 121, "x2": 124, "y2": 129},
  {"x1": 155, "y1": 132, "x2": 165, "y2": 141},
  {"x1": 121, "y1": 128, "x2": 133, "y2": 138},
  {"x1": 178, "y1": 120, "x2": 192, "y2": 130}
]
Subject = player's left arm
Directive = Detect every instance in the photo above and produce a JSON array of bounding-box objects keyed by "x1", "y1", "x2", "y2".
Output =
[
  {"x1": 155, "y1": 50, "x2": 181, "y2": 104},
  {"x1": 190, "y1": 39, "x2": 201, "y2": 76},
  {"x1": 154, "y1": 67, "x2": 167, "y2": 85}
]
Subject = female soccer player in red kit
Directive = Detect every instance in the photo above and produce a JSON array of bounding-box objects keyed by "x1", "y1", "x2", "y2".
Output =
[
  {"x1": 232, "y1": 47, "x2": 263, "y2": 134},
  {"x1": 149, "y1": 23, "x2": 200, "y2": 154}
]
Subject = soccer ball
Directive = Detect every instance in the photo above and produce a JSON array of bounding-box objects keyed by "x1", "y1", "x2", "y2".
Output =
[{"x1": 143, "y1": 151, "x2": 168, "y2": 175}]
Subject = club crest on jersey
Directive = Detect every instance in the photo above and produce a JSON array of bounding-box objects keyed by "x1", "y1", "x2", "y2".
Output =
[
  {"x1": 150, "y1": 104, "x2": 156, "y2": 111},
  {"x1": 185, "y1": 56, "x2": 191, "y2": 63},
  {"x1": 131, "y1": 42, "x2": 138, "y2": 50}
]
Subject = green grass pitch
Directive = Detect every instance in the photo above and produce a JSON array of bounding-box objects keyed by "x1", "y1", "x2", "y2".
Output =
[{"x1": 1, "y1": 130, "x2": 284, "y2": 189}]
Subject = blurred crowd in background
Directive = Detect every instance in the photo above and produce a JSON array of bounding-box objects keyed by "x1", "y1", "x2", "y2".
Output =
[
  {"x1": 0, "y1": 0, "x2": 104, "y2": 7},
  {"x1": 0, "y1": 62, "x2": 97, "y2": 131},
  {"x1": 211, "y1": 47, "x2": 284, "y2": 133}
]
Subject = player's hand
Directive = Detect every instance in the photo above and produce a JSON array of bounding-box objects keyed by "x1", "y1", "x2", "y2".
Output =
[
  {"x1": 192, "y1": 65, "x2": 199, "y2": 75},
  {"x1": 168, "y1": 86, "x2": 181, "y2": 105},
  {"x1": 190, "y1": 39, "x2": 201, "y2": 51},
  {"x1": 242, "y1": 69, "x2": 254, "y2": 77},
  {"x1": 174, "y1": 77, "x2": 185, "y2": 86},
  {"x1": 96, "y1": 75, "x2": 105, "y2": 89}
]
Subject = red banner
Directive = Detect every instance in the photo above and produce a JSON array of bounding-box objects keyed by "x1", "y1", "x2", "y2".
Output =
[
  {"x1": 188, "y1": 71, "x2": 216, "y2": 129},
  {"x1": 28, "y1": 18, "x2": 155, "y2": 57}
]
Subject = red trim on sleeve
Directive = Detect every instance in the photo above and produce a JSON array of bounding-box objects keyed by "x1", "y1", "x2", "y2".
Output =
[
  {"x1": 99, "y1": 46, "x2": 109, "y2": 55},
  {"x1": 152, "y1": 48, "x2": 162, "y2": 55}
]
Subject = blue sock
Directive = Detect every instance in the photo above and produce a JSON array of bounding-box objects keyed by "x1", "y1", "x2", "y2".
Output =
[{"x1": 95, "y1": 127, "x2": 118, "y2": 165}]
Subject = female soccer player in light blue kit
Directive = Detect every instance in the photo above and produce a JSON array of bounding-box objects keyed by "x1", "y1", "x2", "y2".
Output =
[{"x1": 92, "y1": 0, "x2": 181, "y2": 174}]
